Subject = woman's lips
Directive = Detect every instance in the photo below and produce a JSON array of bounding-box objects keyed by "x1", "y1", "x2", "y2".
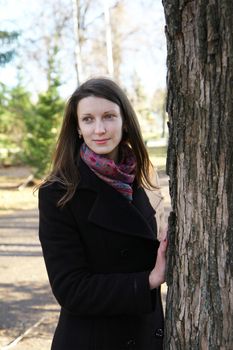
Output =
[{"x1": 93, "y1": 139, "x2": 109, "y2": 145}]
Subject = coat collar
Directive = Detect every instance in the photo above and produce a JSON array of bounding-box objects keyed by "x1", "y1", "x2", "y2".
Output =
[{"x1": 77, "y1": 159, "x2": 157, "y2": 241}]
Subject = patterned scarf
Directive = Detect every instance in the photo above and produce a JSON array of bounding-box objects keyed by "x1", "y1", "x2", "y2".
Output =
[{"x1": 80, "y1": 143, "x2": 136, "y2": 201}]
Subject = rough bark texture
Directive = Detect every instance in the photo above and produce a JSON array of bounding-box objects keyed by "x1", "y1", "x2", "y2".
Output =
[{"x1": 162, "y1": 1, "x2": 233, "y2": 349}]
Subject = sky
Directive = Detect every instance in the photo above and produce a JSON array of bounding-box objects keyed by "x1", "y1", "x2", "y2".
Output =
[{"x1": 0, "y1": 0, "x2": 167, "y2": 98}]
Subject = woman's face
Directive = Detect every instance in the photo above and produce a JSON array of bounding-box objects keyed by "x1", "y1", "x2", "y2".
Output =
[{"x1": 77, "y1": 96, "x2": 123, "y2": 162}]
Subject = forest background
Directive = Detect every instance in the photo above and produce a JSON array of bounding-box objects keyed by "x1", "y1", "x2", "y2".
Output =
[{"x1": 0, "y1": 0, "x2": 167, "y2": 178}]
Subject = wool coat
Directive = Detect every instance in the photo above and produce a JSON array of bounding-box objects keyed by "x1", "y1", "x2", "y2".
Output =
[{"x1": 39, "y1": 159, "x2": 164, "y2": 350}]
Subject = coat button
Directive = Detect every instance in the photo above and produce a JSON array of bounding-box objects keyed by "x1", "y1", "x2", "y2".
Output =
[
  {"x1": 126, "y1": 338, "x2": 136, "y2": 347},
  {"x1": 120, "y1": 248, "x2": 129, "y2": 258},
  {"x1": 154, "y1": 328, "x2": 164, "y2": 338}
]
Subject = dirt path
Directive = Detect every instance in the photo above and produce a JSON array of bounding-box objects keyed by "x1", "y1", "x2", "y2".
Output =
[{"x1": 0, "y1": 210, "x2": 59, "y2": 349}]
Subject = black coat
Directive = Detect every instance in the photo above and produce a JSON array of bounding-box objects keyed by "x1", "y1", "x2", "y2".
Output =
[{"x1": 39, "y1": 159, "x2": 164, "y2": 350}]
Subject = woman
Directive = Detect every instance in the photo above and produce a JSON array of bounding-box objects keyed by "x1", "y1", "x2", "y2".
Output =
[{"x1": 38, "y1": 77, "x2": 168, "y2": 350}]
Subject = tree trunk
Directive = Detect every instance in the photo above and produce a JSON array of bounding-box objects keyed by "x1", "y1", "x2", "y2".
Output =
[
  {"x1": 162, "y1": 1, "x2": 233, "y2": 349},
  {"x1": 103, "y1": 0, "x2": 114, "y2": 77},
  {"x1": 72, "y1": 0, "x2": 84, "y2": 85}
]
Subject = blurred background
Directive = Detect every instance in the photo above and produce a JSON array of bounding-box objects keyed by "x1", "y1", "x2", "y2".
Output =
[
  {"x1": 0, "y1": 1, "x2": 169, "y2": 348},
  {"x1": 0, "y1": 0, "x2": 167, "y2": 180}
]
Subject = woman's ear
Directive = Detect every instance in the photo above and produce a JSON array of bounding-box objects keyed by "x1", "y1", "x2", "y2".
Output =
[{"x1": 77, "y1": 129, "x2": 82, "y2": 139}]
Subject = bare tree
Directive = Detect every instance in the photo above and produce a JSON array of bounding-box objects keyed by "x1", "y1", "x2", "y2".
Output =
[
  {"x1": 72, "y1": 0, "x2": 95, "y2": 84},
  {"x1": 103, "y1": 0, "x2": 114, "y2": 77},
  {"x1": 17, "y1": 0, "x2": 73, "y2": 92}
]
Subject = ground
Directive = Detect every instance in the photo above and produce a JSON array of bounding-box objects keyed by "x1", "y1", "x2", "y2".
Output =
[{"x1": 0, "y1": 164, "x2": 171, "y2": 350}]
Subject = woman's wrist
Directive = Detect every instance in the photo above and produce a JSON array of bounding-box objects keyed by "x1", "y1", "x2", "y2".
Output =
[
  {"x1": 149, "y1": 269, "x2": 165, "y2": 290},
  {"x1": 149, "y1": 272, "x2": 155, "y2": 290}
]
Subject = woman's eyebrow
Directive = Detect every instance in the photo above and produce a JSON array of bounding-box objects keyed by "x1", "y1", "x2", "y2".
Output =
[
  {"x1": 80, "y1": 109, "x2": 119, "y2": 117},
  {"x1": 81, "y1": 113, "x2": 93, "y2": 117},
  {"x1": 103, "y1": 109, "x2": 119, "y2": 114}
]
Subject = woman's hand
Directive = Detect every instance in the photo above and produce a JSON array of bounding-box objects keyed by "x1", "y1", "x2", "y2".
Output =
[{"x1": 149, "y1": 234, "x2": 168, "y2": 289}]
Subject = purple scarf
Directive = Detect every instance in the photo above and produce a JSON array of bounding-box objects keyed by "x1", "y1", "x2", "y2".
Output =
[{"x1": 80, "y1": 143, "x2": 136, "y2": 201}]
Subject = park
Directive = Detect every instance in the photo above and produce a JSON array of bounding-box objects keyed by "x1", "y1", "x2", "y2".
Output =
[{"x1": 1, "y1": 0, "x2": 233, "y2": 349}]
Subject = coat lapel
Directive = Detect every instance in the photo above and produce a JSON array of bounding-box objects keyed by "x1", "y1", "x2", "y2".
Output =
[{"x1": 77, "y1": 159, "x2": 157, "y2": 241}]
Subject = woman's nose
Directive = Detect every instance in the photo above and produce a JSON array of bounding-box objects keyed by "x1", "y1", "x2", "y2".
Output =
[{"x1": 95, "y1": 121, "x2": 106, "y2": 134}]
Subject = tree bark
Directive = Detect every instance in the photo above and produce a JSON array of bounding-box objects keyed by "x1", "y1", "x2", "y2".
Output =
[{"x1": 162, "y1": 1, "x2": 233, "y2": 349}]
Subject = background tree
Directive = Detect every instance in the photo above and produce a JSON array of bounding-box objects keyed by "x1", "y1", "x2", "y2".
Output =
[
  {"x1": 84, "y1": 0, "x2": 141, "y2": 83},
  {"x1": 130, "y1": 74, "x2": 153, "y2": 138},
  {"x1": 163, "y1": 1, "x2": 233, "y2": 349},
  {"x1": 151, "y1": 88, "x2": 167, "y2": 138},
  {"x1": 0, "y1": 30, "x2": 18, "y2": 65},
  {"x1": 110, "y1": 0, "x2": 127, "y2": 82},
  {"x1": 0, "y1": 80, "x2": 32, "y2": 165},
  {"x1": 22, "y1": 74, "x2": 64, "y2": 177},
  {"x1": 18, "y1": 0, "x2": 72, "y2": 94},
  {"x1": 72, "y1": 0, "x2": 94, "y2": 84},
  {"x1": 22, "y1": 42, "x2": 65, "y2": 177}
]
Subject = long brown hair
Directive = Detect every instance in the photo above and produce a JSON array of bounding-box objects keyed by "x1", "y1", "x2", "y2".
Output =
[{"x1": 42, "y1": 77, "x2": 156, "y2": 206}]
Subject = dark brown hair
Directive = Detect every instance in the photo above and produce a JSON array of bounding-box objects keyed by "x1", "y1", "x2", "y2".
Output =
[{"x1": 42, "y1": 77, "x2": 156, "y2": 206}]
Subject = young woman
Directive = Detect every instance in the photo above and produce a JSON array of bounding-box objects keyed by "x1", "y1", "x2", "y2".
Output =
[{"x1": 38, "y1": 77, "x2": 168, "y2": 350}]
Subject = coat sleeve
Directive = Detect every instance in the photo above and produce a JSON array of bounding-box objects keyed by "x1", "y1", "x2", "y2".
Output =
[{"x1": 38, "y1": 185, "x2": 157, "y2": 316}]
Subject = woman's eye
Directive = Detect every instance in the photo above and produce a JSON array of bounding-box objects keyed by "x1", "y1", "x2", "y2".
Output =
[
  {"x1": 83, "y1": 117, "x2": 93, "y2": 123},
  {"x1": 104, "y1": 114, "x2": 114, "y2": 120}
]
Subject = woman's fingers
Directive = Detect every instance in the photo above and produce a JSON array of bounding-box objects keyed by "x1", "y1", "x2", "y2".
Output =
[{"x1": 149, "y1": 230, "x2": 168, "y2": 289}]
